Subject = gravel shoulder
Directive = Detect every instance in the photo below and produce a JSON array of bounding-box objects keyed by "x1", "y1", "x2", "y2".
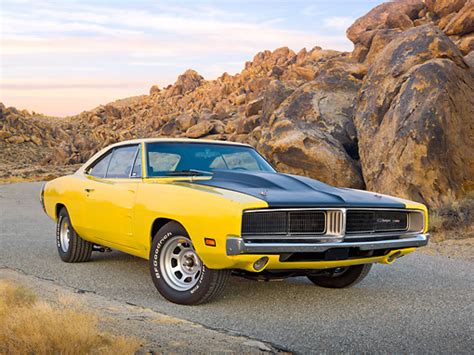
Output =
[
  {"x1": 1, "y1": 182, "x2": 473, "y2": 353},
  {"x1": 0, "y1": 268, "x2": 281, "y2": 353},
  {"x1": 420, "y1": 238, "x2": 474, "y2": 262}
]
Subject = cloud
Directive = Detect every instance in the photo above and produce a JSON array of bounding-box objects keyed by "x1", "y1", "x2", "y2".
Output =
[
  {"x1": 1, "y1": 1, "x2": 353, "y2": 57},
  {"x1": 0, "y1": 0, "x2": 355, "y2": 116},
  {"x1": 323, "y1": 16, "x2": 354, "y2": 31},
  {"x1": 301, "y1": 5, "x2": 325, "y2": 17}
]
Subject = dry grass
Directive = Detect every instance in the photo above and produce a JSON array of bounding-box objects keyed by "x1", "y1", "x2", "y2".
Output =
[
  {"x1": 0, "y1": 280, "x2": 141, "y2": 355},
  {"x1": 429, "y1": 193, "x2": 473, "y2": 242}
]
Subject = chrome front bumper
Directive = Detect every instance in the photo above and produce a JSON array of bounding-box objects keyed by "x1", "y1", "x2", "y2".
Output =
[{"x1": 226, "y1": 233, "x2": 429, "y2": 256}]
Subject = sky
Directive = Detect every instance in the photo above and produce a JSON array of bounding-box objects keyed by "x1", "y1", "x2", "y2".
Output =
[{"x1": 0, "y1": 0, "x2": 381, "y2": 117}]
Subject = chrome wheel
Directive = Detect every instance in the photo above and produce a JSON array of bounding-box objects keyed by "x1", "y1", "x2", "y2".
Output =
[
  {"x1": 160, "y1": 236, "x2": 202, "y2": 291},
  {"x1": 59, "y1": 219, "x2": 70, "y2": 253}
]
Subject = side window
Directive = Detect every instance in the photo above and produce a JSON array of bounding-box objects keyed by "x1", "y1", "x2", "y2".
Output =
[
  {"x1": 147, "y1": 152, "x2": 180, "y2": 175},
  {"x1": 210, "y1": 152, "x2": 259, "y2": 170},
  {"x1": 131, "y1": 146, "x2": 142, "y2": 178},
  {"x1": 88, "y1": 151, "x2": 112, "y2": 178},
  {"x1": 106, "y1": 145, "x2": 139, "y2": 178}
]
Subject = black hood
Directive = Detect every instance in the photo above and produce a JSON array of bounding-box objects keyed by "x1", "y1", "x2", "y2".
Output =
[{"x1": 190, "y1": 170, "x2": 405, "y2": 208}]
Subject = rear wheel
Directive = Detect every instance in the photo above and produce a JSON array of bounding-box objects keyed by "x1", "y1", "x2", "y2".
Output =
[
  {"x1": 149, "y1": 222, "x2": 230, "y2": 305},
  {"x1": 307, "y1": 264, "x2": 372, "y2": 288},
  {"x1": 56, "y1": 208, "x2": 93, "y2": 263}
]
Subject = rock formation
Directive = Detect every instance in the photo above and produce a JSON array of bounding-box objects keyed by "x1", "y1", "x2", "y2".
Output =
[
  {"x1": 259, "y1": 58, "x2": 366, "y2": 189},
  {"x1": 347, "y1": 0, "x2": 474, "y2": 62},
  {"x1": 1, "y1": 0, "x2": 472, "y2": 208},
  {"x1": 354, "y1": 25, "x2": 473, "y2": 207}
]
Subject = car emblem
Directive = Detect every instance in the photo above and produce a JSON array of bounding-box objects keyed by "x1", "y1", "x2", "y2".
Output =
[{"x1": 260, "y1": 189, "x2": 268, "y2": 197}]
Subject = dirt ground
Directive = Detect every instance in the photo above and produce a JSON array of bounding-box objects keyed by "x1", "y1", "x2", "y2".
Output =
[{"x1": 420, "y1": 238, "x2": 474, "y2": 262}]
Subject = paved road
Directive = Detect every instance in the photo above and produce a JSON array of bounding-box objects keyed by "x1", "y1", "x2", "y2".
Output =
[{"x1": 1, "y1": 182, "x2": 473, "y2": 353}]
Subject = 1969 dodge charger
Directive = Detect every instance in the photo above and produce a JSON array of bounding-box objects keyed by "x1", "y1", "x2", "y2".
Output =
[{"x1": 41, "y1": 138, "x2": 429, "y2": 304}]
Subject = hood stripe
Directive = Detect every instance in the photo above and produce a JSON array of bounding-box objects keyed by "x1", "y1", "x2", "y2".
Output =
[{"x1": 190, "y1": 171, "x2": 406, "y2": 209}]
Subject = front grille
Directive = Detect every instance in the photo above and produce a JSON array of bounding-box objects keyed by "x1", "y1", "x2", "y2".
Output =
[
  {"x1": 289, "y1": 211, "x2": 325, "y2": 234},
  {"x1": 242, "y1": 210, "x2": 325, "y2": 236},
  {"x1": 242, "y1": 211, "x2": 287, "y2": 235},
  {"x1": 346, "y1": 210, "x2": 408, "y2": 234},
  {"x1": 242, "y1": 209, "x2": 411, "y2": 240}
]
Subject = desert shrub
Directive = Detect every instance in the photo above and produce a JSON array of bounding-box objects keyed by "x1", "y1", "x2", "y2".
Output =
[
  {"x1": 0, "y1": 280, "x2": 141, "y2": 355},
  {"x1": 429, "y1": 193, "x2": 473, "y2": 241},
  {"x1": 431, "y1": 194, "x2": 473, "y2": 230}
]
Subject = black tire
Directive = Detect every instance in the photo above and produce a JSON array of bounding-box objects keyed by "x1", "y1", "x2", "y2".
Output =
[
  {"x1": 307, "y1": 264, "x2": 372, "y2": 288},
  {"x1": 56, "y1": 208, "x2": 93, "y2": 263},
  {"x1": 149, "y1": 222, "x2": 230, "y2": 305}
]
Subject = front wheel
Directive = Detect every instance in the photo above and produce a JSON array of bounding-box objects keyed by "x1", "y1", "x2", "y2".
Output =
[
  {"x1": 307, "y1": 264, "x2": 372, "y2": 288},
  {"x1": 149, "y1": 222, "x2": 230, "y2": 305}
]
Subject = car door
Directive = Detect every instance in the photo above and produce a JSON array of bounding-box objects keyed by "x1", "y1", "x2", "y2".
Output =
[{"x1": 82, "y1": 144, "x2": 141, "y2": 249}]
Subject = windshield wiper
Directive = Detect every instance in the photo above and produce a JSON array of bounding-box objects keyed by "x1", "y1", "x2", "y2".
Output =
[{"x1": 162, "y1": 169, "x2": 213, "y2": 176}]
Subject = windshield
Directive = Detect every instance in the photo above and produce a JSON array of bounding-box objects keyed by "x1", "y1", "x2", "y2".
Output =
[{"x1": 145, "y1": 142, "x2": 275, "y2": 177}]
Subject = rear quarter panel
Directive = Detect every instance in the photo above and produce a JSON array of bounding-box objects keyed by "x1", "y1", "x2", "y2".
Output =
[{"x1": 43, "y1": 174, "x2": 91, "y2": 241}]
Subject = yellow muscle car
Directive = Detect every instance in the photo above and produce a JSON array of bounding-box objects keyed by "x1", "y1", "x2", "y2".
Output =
[{"x1": 41, "y1": 138, "x2": 429, "y2": 304}]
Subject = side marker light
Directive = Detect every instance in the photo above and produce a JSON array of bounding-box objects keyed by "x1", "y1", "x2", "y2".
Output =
[{"x1": 205, "y1": 238, "x2": 216, "y2": 247}]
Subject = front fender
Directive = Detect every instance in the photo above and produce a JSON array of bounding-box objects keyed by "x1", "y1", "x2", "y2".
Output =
[{"x1": 134, "y1": 180, "x2": 267, "y2": 265}]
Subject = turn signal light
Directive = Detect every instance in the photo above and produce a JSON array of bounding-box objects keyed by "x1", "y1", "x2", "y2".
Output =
[{"x1": 205, "y1": 238, "x2": 216, "y2": 247}]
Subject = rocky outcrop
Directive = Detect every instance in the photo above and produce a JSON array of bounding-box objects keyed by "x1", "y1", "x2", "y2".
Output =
[
  {"x1": 164, "y1": 69, "x2": 203, "y2": 98},
  {"x1": 347, "y1": 0, "x2": 425, "y2": 62},
  {"x1": 0, "y1": 104, "x2": 64, "y2": 164},
  {"x1": 348, "y1": 0, "x2": 474, "y2": 61},
  {"x1": 424, "y1": 0, "x2": 467, "y2": 18},
  {"x1": 354, "y1": 25, "x2": 474, "y2": 207},
  {"x1": 259, "y1": 58, "x2": 366, "y2": 188},
  {"x1": 1, "y1": 0, "x2": 473, "y2": 207},
  {"x1": 425, "y1": 0, "x2": 473, "y2": 34}
]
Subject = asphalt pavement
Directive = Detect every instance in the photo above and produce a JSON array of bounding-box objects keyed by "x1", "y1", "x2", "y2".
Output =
[{"x1": 1, "y1": 182, "x2": 473, "y2": 353}]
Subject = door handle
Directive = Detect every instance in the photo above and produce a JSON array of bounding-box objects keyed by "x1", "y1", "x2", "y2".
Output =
[{"x1": 84, "y1": 188, "x2": 95, "y2": 193}]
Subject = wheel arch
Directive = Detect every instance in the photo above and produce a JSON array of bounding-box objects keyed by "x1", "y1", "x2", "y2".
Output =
[
  {"x1": 55, "y1": 203, "x2": 67, "y2": 219},
  {"x1": 151, "y1": 218, "x2": 187, "y2": 241}
]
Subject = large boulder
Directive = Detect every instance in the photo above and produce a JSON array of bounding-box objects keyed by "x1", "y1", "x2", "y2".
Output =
[
  {"x1": 260, "y1": 80, "x2": 296, "y2": 122},
  {"x1": 442, "y1": 0, "x2": 474, "y2": 36},
  {"x1": 259, "y1": 59, "x2": 366, "y2": 188},
  {"x1": 354, "y1": 25, "x2": 474, "y2": 208},
  {"x1": 424, "y1": 0, "x2": 466, "y2": 18},
  {"x1": 165, "y1": 69, "x2": 204, "y2": 98},
  {"x1": 347, "y1": 0, "x2": 424, "y2": 62},
  {"x1": 348, "y1": 0, "x2": 474, "y2": 61},
  {"x1": 185, "y1": 120, "x2": 214, "y2": 138}
]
